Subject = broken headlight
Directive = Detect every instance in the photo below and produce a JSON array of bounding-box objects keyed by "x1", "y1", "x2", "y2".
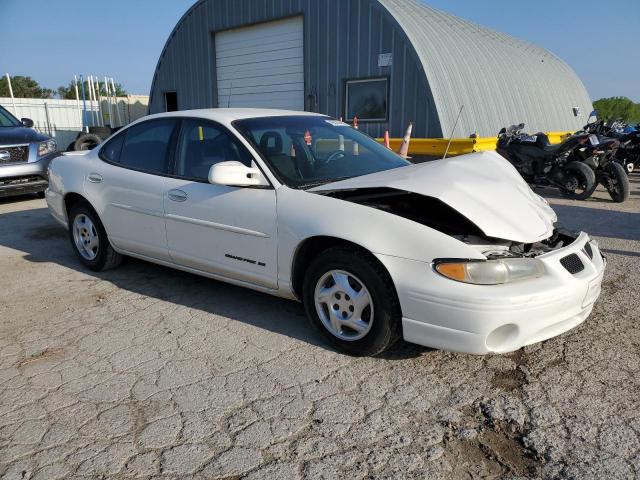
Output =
[{"x1": 434, "y1": 258, "x2": 545, "y2": 285}]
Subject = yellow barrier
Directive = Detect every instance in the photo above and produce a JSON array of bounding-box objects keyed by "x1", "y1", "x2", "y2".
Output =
[{"x1": 376, "y1": 131, "x2": 574, "y2": 157}]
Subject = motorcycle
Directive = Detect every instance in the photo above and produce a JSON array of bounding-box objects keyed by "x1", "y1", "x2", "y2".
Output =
[
  {"x1": 497, "y1": 124, "x2": 596, "y2": 200},
  {"x1": 574, "y1": 125, "x2": 628, "y2": 203},
  {"x1": 577, "y1": 118, "x2": 630, "y2": 202},
  {"x1": 593, "y1": 119, "x2": 639, "y2": 174}
]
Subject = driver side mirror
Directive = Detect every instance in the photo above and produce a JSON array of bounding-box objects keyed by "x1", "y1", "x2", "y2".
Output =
[
  {"x1": 21, "y1": 118, "x2": 34, "y2": 128},
  {"x1": 209, "y1": 161, "x2": 269, "y2": 187}
]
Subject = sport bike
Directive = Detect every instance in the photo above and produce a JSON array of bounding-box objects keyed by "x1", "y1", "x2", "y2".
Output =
[{"x1": 497, "y1": 124, "x2": 596, "y2": 200}]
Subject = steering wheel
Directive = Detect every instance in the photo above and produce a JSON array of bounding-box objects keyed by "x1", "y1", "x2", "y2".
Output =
[{"x1": 323, "y1": 150, "x2": 347, "y2": 165}]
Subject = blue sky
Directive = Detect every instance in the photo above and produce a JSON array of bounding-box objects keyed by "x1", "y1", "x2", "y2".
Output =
[{"x1": 0, "y1": 0, "x2": 638, "y2": 101}]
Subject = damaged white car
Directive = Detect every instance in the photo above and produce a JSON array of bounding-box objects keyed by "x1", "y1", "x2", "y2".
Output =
[{"x1": 46, "y1": 110, "x2": 605, "y2": 356}]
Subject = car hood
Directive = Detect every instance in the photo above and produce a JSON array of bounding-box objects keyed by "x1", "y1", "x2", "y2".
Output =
[
  {"x1": 0, "y1": 126, "x2": 49, "y2": 145},
  {"x1": 310, "y1": 150, "x2": 557, "y2": 243}
]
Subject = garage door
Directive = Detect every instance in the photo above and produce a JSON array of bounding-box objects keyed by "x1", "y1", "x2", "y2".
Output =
[{"x1": 215, "y1": 17, "x2": 304, "y2": 111}]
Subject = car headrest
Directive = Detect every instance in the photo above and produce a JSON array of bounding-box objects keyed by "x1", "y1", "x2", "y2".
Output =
[{"x1": 260, "y1": 131, "x2": 283, "y2": 155}]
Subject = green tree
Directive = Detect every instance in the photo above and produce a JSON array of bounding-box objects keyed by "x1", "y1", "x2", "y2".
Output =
[
  {"x1": 592, "y1": 97, "x2": 640, "y2": 123},
  {"x1": 0, "y1": 75, "x2": 54, "y2": 98},
  {"x1": 57, "y1": 80, "x2": 127, "y2": 99}
]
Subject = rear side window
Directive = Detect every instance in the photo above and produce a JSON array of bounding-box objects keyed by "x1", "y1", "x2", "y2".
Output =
[
  {"x1": 100, "y1": 133, "x2": 125, "y2": 163},
  {"x1": 118, "y1": 119, "x2": 177, "y2": 174}
]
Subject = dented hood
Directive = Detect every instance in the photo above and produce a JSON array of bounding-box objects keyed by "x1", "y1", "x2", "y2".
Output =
[{"x1": 310, "y1": 151, "x2": 557, "y2": 243}]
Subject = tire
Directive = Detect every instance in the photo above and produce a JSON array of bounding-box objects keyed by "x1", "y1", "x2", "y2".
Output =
[
  {"x1": 604, "y1": 162, "x2": 630, "y2": 203},
  {"x1": 88, "y1": 126, "x2": 113, "y2": 139},
  {"x1": 74, "y1": 133, "x2": 102, "y2": 151},
  {"x1": 561, "y1": 161, "x2": 596, "y2": 200},
  {"x1": 68, "y1": 201, "x2": 123, "y2": 271},
  {"x1": 302, "y1": 247, "x2": 402, "y2": 356}
]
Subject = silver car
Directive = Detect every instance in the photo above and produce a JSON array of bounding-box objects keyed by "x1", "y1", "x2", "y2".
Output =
[{"x1": 0, "y1": 104, "x2": 58, "y2": 198}]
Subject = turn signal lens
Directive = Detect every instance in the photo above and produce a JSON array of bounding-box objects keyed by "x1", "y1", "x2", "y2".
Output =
[
  {"x1": 434, "y1": 258, "x2": 544, "y2": 285},
  {"x1": 434, "y1": 262, "x2": 466, "y2": 282}
]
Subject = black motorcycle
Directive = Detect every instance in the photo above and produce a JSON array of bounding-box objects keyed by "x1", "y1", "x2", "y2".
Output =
[
  {"x1": 585, "y1": 118, "x2": 639, "y2": 175},
  {"x1": 578, "y1": 119, "x2": 630, "y2": 202},
  {"x1": 497, "y1": 124, "x2": 596, "y2": 200}
]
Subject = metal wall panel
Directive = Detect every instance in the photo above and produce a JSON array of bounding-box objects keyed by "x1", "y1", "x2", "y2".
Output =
[
  {"x1": 150, "y1": 0, "x2": 439, "y2": 138},
  {"x1": 150, "y1": 0, "x2": 591, "y2": 138},
  {"x1": 378, "y1": 0, "x2": 593, "y2": 137}
]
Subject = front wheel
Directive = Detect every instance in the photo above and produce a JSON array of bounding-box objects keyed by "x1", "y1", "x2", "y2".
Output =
[
  {"x1": 302, "y1": 247, "x2": 401, "y2": 356},
  {"x1": 560, "y1": 161, "x2": 596, "y2": 200},
  {"x1": 68, "y1": 201, "x2": 123, "y2": 271},
  {"x1": 603, "y1": 162, "x2": 630, "y2": 203}
]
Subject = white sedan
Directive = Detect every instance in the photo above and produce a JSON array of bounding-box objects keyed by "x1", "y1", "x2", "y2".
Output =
[{"x1": 46, "y1": 109, "x2": 605, "y2": 356}]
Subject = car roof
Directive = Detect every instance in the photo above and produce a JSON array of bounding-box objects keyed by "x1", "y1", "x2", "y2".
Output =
[{"x1": 144, "y1": 108, "x2": 327, "y2": 124}]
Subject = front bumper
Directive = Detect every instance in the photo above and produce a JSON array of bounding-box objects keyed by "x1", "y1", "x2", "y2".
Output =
[
  {"x1": 377, "y1": 232, "x2": 605, "y2": 354},
  {"x1": 0, "y1": 153, "x2": 56, "y2": 198}
]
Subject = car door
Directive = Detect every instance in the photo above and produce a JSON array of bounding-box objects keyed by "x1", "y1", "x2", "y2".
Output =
[
  {"x1": 163, "y1": 118, "x2": 278, "y2": 289},
  {"x1": 85, "y1": 118, "x2": 179, "y2": 261}
]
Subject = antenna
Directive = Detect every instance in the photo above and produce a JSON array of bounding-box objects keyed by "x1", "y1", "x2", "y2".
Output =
[
  {"x1": 443, "y1": 105, "x2": 464, "y2": 160},
  {"x1": 226, "y1": 81, "x2": 233, "y2": 108}
]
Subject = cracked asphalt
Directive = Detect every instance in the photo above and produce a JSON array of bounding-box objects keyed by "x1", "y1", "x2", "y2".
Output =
[{"x1": 1, "y1": 176, "x2": 639, "y2": 479}]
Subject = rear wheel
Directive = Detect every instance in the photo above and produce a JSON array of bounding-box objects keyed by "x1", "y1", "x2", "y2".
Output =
[
  {"x1": 560, "y1": 161, "x2": 596, "y2": 200},
  {"x1": 603, "y1": 162, "x2": 630, "y2": 203},
  {"x1": 68, "y1": 201, "x2": 122, "y2": 271},
  {"x1": 302, "y1": 247, "x2": 401, "y2": 356}
]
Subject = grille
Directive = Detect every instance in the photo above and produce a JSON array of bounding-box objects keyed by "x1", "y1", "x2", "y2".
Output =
[
  {"x1": 560, "y1": 253, "x2": 584, "y2": 274},
  {"x1": 583, "y1": 242, "x2": 593, "y2": 260},
  {"x1": 0, "y1": 175, "x2": 43, "y2": 187},
  {"x1": 0, "y1": 145, "x2": 29, "y2": 164}
]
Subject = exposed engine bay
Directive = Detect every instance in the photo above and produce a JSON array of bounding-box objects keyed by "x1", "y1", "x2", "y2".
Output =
[
  {"x1": 321, "y1": 188, "x2": 486, "y2": 237},
  {"x1": 321, "y1": 187, "x2": 577, "y2": 259},
  {"x1": 455, "y1": 229, "x2": 578, "y2": 259}
]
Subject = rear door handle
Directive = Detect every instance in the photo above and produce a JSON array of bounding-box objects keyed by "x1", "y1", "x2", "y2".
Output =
[
  {"x1": 87, "y1": 173, "x2": 103, "y2": 183},
  {"x1": 168, "y1": 189, "x2": 188, "y2": 202}
]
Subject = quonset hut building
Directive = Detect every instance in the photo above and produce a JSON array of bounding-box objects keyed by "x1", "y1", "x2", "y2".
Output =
[{"x1": 149, "y1": 0, "x2": 593, "y2": 138}]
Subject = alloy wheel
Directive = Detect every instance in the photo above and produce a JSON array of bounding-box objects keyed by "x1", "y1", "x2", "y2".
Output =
[
  {"x1": 314, "y1": 270, "x2": 374, "y2": 341},
  {"x1": 72, "y1": 214, "x2": 99, "y2": 261}
]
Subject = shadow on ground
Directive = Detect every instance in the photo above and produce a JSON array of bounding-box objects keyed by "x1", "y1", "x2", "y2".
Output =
[
  {"x1": 0, "y1": 204, "x2": 428, "y2": 360},
  {"x1": 550, "y1": 204, "x2": 640, "y2": 242}
]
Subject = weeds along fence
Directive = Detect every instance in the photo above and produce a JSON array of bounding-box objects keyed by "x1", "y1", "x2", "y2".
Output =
[{"x1": 0, "y1": 96, "x2": 149, "y2": 150}]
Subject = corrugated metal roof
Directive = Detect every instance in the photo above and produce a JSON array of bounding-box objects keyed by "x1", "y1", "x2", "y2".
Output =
[{"x1": 378, "y1": 0, "x2": 593, "y2": 137}]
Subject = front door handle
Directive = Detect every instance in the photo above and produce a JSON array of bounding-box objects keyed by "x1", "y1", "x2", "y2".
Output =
[
  {"x1": 168, "y1": 189, "x2": 188, "y2": 202},
  {"x1": 87, "y1": 173, "x2": 103, "y2": 183}
]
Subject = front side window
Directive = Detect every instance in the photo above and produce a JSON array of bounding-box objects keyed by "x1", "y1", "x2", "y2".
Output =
[
  {"x1": 234, "y1": 115, "x2": 409, "y2": 188},
  {"x1": 118, "y1": 119, "x2": 177, "y2": 174},
  {"x1": 345, "y1": 78, "x2": 388, "y2": 122},
  {"x1": 175, "y1": 119, "x2": 252, "y2": 181}
]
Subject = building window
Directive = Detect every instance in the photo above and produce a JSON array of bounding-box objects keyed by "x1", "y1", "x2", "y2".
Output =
[
  {"x1": 344, "y1": 78, "x2": 388, "y2": 122},
  {"x1": 164, "y1": 91, "x2": 178, "y2": 112}
]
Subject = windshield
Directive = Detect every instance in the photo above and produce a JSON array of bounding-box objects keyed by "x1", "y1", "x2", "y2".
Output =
[
  {"x1": 0, "y1": 105, "x2": 21, "y2": 127},
  {"x1": 234, "y1": 116, "x2": 410, "y2": 188}
]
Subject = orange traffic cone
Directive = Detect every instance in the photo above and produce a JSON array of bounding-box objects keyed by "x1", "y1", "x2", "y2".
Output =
[
  {"x1": 398, "y1": 122, "x2": 413, "y2": 158},
  {"x1": 383, "y1": 130, "x2": 390, "y2": 149}
]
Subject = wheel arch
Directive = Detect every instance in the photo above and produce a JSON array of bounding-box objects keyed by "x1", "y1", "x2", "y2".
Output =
[
  {"x1": 290, "y1": 235, "x2": 399, "y2": 303},
  {"x1": 64, "y1": 192, "x2": 95, "y2": 218}
]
